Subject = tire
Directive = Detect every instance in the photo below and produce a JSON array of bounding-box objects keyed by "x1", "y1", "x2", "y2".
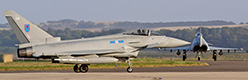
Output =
[
  {"x1": 213, "y1": 50, "x2": 217, "y2": 61},
  {"x1": 127, "y1": 67, "x2": 133, "y2": 73},
  {"x1": 73, "y1": 64, "x2": 80, "y2": 73},
  {"x1": 198, "y1": 57, "x2": 200, "y2": 61},
  {"x1": 182, "y1": 52, "x2": 187, "y2": 61},
  {"x1": 213, "y1": 55, "x2": 217, "y2": 61},
  {"x1": 214, "y1": 57, "x2": 217, "y2": 61},
  {"x1": 79, "y1": 65, "x2": 89, "y2": 73},
  {"x1": 183, "y1": 55, "x2": 186, "y2": 61}
]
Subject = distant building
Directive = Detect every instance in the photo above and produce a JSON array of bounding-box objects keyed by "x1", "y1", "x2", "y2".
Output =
[
  {"x1": 0, "y1": 28, "x2": 10, "y2": 30},
  {"x1": 0, "y1": 54, "x2": 14, "y2": 63}
]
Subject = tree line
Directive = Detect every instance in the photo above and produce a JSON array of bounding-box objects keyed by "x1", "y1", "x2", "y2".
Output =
[
  {"x1": 158, "y1": 27, "x2": 248, "y2": 50},
  {"x1": 43, "y1": 20, "x2": 237, "y2": 30},
  {"x1": 0, "y1": 27, "x2": 248, "y2": 53},
  {"x1": 0, "y1": 19, "x2": 240, "y2": 30}
]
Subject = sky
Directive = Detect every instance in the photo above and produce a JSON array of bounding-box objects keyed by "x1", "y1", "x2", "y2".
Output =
[{"x1": 0, "y1": 0, "x2": 248, "y2": 24}]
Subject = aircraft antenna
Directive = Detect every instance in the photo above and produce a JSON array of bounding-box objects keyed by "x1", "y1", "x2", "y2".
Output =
[
  {"x1": 199, "y1": 21, "x2": 202, "y2": 33},
  {"x1": 200, "y1": 27, "x2": 202, "y2": 33}
]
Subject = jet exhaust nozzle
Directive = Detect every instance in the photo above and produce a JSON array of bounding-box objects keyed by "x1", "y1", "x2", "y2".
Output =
[
  {"x1": 17, "y1": 47, "x2": 34, "y2": 58},
  {"x1": 193, "y1": 45, "x2": 208, "y2": 52}
]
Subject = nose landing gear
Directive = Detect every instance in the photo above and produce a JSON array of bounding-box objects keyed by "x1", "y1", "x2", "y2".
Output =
[
  {"x1": 127, "y1": 59, "x2": 133, "y2": 73},
  {"x1": 197, "y1": 52, "x2": 201, "y2": 61}
]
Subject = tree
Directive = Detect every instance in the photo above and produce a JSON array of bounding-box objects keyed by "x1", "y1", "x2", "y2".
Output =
[{"x1": 239, "y1": 22, "x2": 244, "y2": 24}]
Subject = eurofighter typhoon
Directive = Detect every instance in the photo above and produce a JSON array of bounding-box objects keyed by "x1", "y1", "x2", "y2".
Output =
[
  {"x1": 3, "y1": 10, "x2": 190, "y2": 73},
  {"x1": 168, "y1": 31, "x2": 239, "y2": 61}
]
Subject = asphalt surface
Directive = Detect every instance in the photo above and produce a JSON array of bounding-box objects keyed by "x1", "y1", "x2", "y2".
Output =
[
  {"x1": 1, "y1": 61, "x2": 248, "y2": 80},
  {"x1": 1, "y1": 60, "x2": 248, "y2": 73},
  {"x1": 1, "y1": 72, "x2": 248, "y2": 80}
]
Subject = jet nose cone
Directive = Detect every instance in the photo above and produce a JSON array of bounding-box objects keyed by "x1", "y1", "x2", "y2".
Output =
[{"x1": 166, "y1": 37, "x2": 191, "y2": 47}]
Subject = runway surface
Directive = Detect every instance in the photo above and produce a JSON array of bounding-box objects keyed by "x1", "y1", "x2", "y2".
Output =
[
  {"x1": 1, "y1": 60, "x2": 248, "y2": 73},
  {"x1": 1, "y1": 61, "x2": 248, "y2": 80},
  {"x1": 0, "y1": 72, "x2": 248, "y2": 80}
]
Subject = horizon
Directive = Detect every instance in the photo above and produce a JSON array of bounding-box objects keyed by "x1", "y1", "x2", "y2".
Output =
[{"x1": 0, "y1": 18, "x2": 239, "y2": 25}]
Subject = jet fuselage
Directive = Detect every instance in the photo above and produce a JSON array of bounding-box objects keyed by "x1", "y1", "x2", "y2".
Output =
[
  {"x1": 18, "y1": 33, "x2": 190, "y2": 58},
  {"x1": 191, "y1": 32, "x2": 209, "y2": 52}
]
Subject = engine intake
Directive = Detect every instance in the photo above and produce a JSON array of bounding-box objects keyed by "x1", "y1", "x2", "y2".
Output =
[{"x1": 17, "y1": 47, "x2": 34, "y2": 58}]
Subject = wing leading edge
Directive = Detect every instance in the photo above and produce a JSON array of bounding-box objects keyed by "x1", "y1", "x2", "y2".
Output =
[
  {"x1": 166, "y1": 45, "x2": 192, "y2": 51},
  {"x1": 208, "y1": 46, "x2": 238, "y2": 50}
]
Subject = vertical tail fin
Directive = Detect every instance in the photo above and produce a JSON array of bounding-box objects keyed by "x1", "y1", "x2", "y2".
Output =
[{"x1": 3, "y1": 10, "x2": 54, "y2": 44}]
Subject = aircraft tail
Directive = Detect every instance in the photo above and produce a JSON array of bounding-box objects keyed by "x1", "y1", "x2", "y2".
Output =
[{"x1": 3, "y1": 10, "x2": 55, "y2": 44}]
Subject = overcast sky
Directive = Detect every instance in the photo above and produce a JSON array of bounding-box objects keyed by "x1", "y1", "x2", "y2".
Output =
[{"x1": 0, "y1": 0, "x2": 248, "y2": 24}]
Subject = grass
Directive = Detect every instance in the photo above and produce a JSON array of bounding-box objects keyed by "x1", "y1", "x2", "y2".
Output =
[{"x1": 0, "y1": 58, "x2": 208, "y2": 71}]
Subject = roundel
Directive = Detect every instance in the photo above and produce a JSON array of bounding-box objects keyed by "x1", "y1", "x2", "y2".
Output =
[{"x1": 24, "y1": 24, "x2": 30, "y2": 33}]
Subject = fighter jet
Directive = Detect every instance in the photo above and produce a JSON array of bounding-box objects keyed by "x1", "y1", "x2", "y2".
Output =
[
  {"x1": 168, "y1": 31, "x2": 239, "y2": 61},
  {"x1": 3, "y1": 10, "x2": 190, "y2": 73}
]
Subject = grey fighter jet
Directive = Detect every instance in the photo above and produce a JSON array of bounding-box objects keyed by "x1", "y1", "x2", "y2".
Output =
[
  {"x1": 3, "y1": 10, "x2": 190, "y2": 73},
  {"x1": 168, "y1": 32, "x2": 239, "y2": 61}
]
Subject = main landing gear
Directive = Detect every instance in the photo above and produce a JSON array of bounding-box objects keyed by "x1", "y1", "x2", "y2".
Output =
[
  {"x1": 182, "y1": 50, "x2": 187, "y2": 61},
  {"x1": 176, "y1": 50, "x2": 187, "y2": 61},
  {"x1": 72, "y1": 58, "x2": 134, "y2": 73},
  {"x1": 73, "y1": 64, "x2": 89, "y2": 73},
  {"x1": 176, "y1": 49, "x2": 221, "y2": 61}
]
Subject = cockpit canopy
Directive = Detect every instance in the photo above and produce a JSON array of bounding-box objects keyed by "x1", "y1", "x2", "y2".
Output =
[
  {"x1": 195, "y1": 32, "x2": 202, "y2": 37},
  {"x1": 123, "y1": 29, "x2": 160, "y2": 36}
]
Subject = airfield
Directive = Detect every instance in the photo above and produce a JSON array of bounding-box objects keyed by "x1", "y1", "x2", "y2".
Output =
[
  {"x1": 1, "y1": 60, "x2": 248, "y2": 80},
  {"x1": 1, "y1": 52, "x2": 248, "y2": 80},
  {"x1": 1, "y1": 72, "x2": 248, "y2": 80}
]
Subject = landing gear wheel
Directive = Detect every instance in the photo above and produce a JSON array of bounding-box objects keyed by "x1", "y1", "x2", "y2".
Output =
[
  {"x1": 79, "y1": 64, "x2": 89, "y2": 73},
  {"x1": 183, "y1": 55, "x2": 186, "y2": 61},
  {"x1": 213, "y1": 53, "x2": 217, "y2": 61},
  {"x1": 182, "y1": 51, "x2": 187, "y2": 61},
  {"x1": 73, "y1": 64, "x2": 80, "y2": 73},
  {"x1": 198, "y1": 57, "x2": 201, "y2": 61},
  {"x1": 127, "y1": 67, "x2": 133, "y2": 73},
  {"x1": 213, "y1": 56, "x2": 217, "y2": 61}
]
